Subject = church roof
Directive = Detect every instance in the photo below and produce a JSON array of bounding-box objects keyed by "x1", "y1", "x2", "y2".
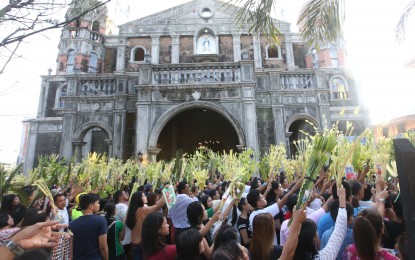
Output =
[{"x1": 118, "y1": 0, "x2": 291, "y2": 36}]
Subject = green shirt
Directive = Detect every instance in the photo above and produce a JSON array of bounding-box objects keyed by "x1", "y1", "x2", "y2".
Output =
[
  {"x1": 206, "y1": 207, "x2": 214, "y2": 218},
  {"x1": 71, "y1": 208, "x2": 83, "y2": 220}
]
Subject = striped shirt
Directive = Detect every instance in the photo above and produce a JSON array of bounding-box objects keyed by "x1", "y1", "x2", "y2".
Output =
[{"x1": 168, "y1": 194, "x2": 198, "y2": 229}]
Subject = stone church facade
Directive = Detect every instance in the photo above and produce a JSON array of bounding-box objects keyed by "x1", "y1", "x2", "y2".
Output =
[{"x1": 23, "y1": 0, "x2": 367, "y2": 173}]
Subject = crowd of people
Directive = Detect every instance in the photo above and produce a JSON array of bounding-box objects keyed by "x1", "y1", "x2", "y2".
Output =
[{"x1": 0, "y1": 168, "x2": 409, "y2": 260}]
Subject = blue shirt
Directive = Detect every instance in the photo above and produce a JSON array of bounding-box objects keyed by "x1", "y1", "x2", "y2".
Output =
[
  {"x1": 168, "y1": 194, "x2": 198, "y2": 229},
  {"x1": 69, "y1": 214, "x2": 107, "y2": 260},
  {"x1": 321, "y1": 226, "x2": 354, "y2": 260},
  {"x1": 318, "y1": 206, "x2": 367, "y2": 239}
]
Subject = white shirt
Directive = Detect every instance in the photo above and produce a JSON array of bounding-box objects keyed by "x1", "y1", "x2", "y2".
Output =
[
  {"x1": 52, "y1": 208, "x2": 69, "y2": 224},
  {"x1": 249, "y1": 203, "x2": 280, "y2": 245}
]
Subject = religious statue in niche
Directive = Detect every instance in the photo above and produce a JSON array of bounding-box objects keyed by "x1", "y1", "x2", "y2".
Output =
[
  {"x1": 197, "y1": 34, "x2": 216, "y2": 54},
  {"x1": 330, "y1": 77, "x2": 348, "y2": 100}
]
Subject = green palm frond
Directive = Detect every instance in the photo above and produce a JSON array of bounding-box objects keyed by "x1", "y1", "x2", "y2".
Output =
[
  {"x1": 227, "y1": 0, "x2": 282, "y2": 45},
  {"x1": 297, "y1": 0, "x2": 345, "y2": 48}
]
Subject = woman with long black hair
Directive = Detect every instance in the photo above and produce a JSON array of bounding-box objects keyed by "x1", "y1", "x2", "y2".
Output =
[
  {"x1": 141, "y1": 212, "x2": 175, "y2": 260},
  {"x1": 125, "y1": 191, "x2": 165, "y2": 260}
]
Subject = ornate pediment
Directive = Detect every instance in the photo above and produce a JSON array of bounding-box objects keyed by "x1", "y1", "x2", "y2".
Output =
[{"x1": 118, "y1": 0, "x2": 291, "y2": 35}]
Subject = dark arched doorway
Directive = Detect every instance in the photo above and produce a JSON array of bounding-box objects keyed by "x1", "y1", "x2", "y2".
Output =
[
  {"x1": 288, "y1": 120, "x2": 316, "y2": 157},
  {"x1": 81, "y1": 127, "x2": 109, "y2": 158},
  {"x1": 157, "y1": 108, "x2": 240, "y2": 160}
]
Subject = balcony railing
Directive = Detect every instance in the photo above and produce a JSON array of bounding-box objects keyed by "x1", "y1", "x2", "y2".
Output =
[
  {"x1": 68, "y1": 27, "x2": 103, "y2": 43},
  {"x1": 280, "y1": 73, "x2": 315, "y2": 89},
  {"x1": 79, "y1": 79, "x2": 116, "y2": 96},
  {"x1": 152, "y1": 63, "x2": 241, "y2": 85}
]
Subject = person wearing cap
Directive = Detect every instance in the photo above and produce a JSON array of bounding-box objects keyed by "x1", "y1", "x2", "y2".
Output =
[{"x1": 72, "y1": 192, "x2": 86, "y2": 221}]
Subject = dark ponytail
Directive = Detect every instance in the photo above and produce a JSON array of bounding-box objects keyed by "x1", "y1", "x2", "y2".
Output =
[{"x1": 353, "y1": 208, "x2": 383, "y2": 260}]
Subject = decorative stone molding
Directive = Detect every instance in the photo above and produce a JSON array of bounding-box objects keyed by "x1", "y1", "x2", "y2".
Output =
[{"x1": 72, "y1": 120, "x2": 113, "y2": 142}]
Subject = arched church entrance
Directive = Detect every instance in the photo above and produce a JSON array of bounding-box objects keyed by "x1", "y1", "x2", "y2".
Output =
[
  {"x1": 72, "y1": 121, "x2": 113, "y2": 161},
  {"x1": 81, "y1": 127, "x2": 110, "y2": 156},
  {"x1": 157, "y1": 108, "x2": 240, "y2": 160},
  {"x1": 287, "y1": 117, "x2": 318, "y2": 157}
]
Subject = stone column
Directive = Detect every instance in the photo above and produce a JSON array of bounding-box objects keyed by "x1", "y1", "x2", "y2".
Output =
[
  {"x1": 105, "y1": 139, "x2": 113, "y2": 158},
  {"x1": 135, "y1": 104, "x2": 151, "y2": 160},
  {"x1": 242, "y1": 86, "x2": 258, "y2": 151},
  {"x1": 171, "y1": 35, "x2": 180, "y2": 64},
  {"x1": 23, "y1": 121, "x2": 38, "y2": 175},
  {"x1": 232, "y1": 34, "x2": 241, "y2": 62},
  {"x1": 147, "y1": 147, "x2": 161, "y2": 162},
  {"x1": 72, "y1": 141, "x2": 86, "y2": 162},
  {"x1": 253, "y1": 35, "x2": 262, "y2": 68},
  {"x1": 59, "y1": 77, "x2": 77, "y2": 161},
  {"x1": 116, "y1": 45, "x2": 126, "y2": 72},
  {"x1": 285, "y1": 41, "x2": 295, "y2": 69},
  {"x1": 272, "y1": 106, "x2": 285, "y2": 145},
  {"x1": 112, "y1": 111, "x2": 125, "y2": 159},
  {"x1": 151, "y1": 35, "x2": 160, "y2": 64},
  {"x1": 38, "y1": 77, "x2": 49, "y2": 117}
]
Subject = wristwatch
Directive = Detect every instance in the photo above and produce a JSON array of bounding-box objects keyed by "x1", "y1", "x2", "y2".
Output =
[
  {"x1": 4, "y1": 240, "x2": 25, "y2": 256},
  {"x1": 379, "y1": 198, "x2": 386, "y2": 203}
]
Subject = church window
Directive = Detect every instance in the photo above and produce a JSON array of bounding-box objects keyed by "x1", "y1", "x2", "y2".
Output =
[
  {"x1": 329, "y1": 44, "x2": 339, "y2": 67},
  {"x1": 329, "y1": 76, "x2": 349, "y2": 100},
  {"x1": 134, "y1": 47, "x2": 145, "y2": 61},
  {"x1": 265, "y1": 44, "x2": 282, "y2": 59},
  {"x1": 268, "y1": 47, "x2": 278, "y2": 58},
  {"x1": 66, "y1": 49, "x2": 76, "y2": 74},
  {"x1": 89, "y1": 52, "x2": 98, "y2": 73},
  {"x1": 55, "y1": 84, "x2": 67, "y2": 109},
  {"x1": 92, "y1": 21, "x2": 100, "y2": 32}
]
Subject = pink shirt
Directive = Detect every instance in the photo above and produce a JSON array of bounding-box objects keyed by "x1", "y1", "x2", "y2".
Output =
[{"x1": 343, "y1": 244, "x2": 398, "y2": 260}]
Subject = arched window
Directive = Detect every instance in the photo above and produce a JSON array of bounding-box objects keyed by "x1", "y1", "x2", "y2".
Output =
[
  {"x1": 265, "y1": 44, "x2": 282, "y2": 59},
  {"x1": 330, "y1": 76, "x2": 348, "y2": 100},
  {"x1": 55, "y1": 83, "x2": 67, "y2": 109},
  {"x1": 329, "y1": 44, "x2": 338, "y2": 67},
  {"x1": 130, "y1": 46, "x2": 147, "y2": 63},
  {"x1": 66, "y1": 50, "x2": 75, "y2": 74},
  {"x1": 89, "y1": 52, "x2": 98, "y2": 73}
]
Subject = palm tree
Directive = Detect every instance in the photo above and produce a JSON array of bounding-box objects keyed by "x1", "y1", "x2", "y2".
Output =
[
  {"x1": 229, "y1": 0, "x2": 345, "y2": 48},
  {"x1": 396, "y1": 0, "x2": 415, "y2": 42},
  {"x1": 230, "y1": 0, "x2": 413, "y2": 47}
]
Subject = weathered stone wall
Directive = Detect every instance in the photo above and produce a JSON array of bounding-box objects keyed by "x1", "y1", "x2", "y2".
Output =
[
  {"x1": 104, "y1": 48, "x2": 116, "y2": 73},
  {"x1": 159, "y1": 36, "x2": 172, "y2": 64},
  {"x1": 219, "y1": 35, "x2": 233, "y2": 62},
  {"x1": 256, "y1": 107, "x2": 275, "y2": 154},
  {"x1": 34, "y1": 132, "x2": 62, "y2": 167},
  {"x1": 124, "y1": 112, "x2": 136, "y2": 160},
  {"x1": 179, "y1": 36, "x2": 193, "y2": 63}
]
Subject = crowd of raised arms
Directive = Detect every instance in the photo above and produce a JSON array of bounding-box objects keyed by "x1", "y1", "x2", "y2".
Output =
[{"x1": 0, "y1": 168, "x2": 408, "y2": 260}]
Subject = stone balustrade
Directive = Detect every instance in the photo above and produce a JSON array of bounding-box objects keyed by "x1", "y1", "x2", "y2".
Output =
[
  {"x1": 280, "y1": 72, "x2": 315, "y2": 89},
  {"x1": 67, "y1": 27, "x2": 103, "y2": 43},
  {"x1": 79, "y1": 79, "x2": 116, "y2": 96},
  {"x1": 152, "y1": 63, "x2": 241, "y2": 85}
]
